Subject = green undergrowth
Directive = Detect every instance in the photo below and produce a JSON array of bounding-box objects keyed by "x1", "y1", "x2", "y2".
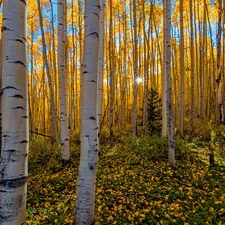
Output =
[{"x1": 26, "y1": 135, "x2": 225, "y2": 224}]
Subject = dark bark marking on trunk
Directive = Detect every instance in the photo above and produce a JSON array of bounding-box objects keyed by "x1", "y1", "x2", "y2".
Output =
[
  {"x1": 0, "y1": 176, "x2": 28, "y2": 189},
  {"x1": 87, "y1": 32, "x2": 98, "y2": 37},
  {"x1": 89, "y1": 164, "x2": 94, "y2": 170},
  {"x1": 2, "y1": 135, "x2": 10, "y2": 137},
  {"x1": 1, "y1": 86, "x2": 18, "y2": 96},
  {"x1": 20, "y1": 0, "x2": 27, "y2": 5},
  {"x1": 4, "y1": 149, "x2": 17, "y2": 152},
  {"x1": 10, "y1": 94, "x2": 24, "y2": 99},
  {"x1": 9, "y1": 61, "x2": 26, "y2": 67},
  {"x1": 9, "y1": 38, "x2": 25, "y2": 45},
  {"x1": 2, "y1": 26, "x2": 12, "y2": 32},
  {"x1": 12, "y1": 106, "x2": 25, "y2": 110},
  {"x1": 89, "y1": 116, "x2": 96, "y2": 120},
  {"x1": 19, "y1": 140, "x2": 28, "y2": 144},
  {"x1": 89, "y1": 80, "x2": 97, "y2": 83}
]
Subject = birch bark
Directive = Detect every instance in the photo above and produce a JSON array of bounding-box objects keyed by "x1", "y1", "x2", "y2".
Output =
[
  {"x1": 165, "y1": 0, "x2": 175, "y2": 166},
  {"x1": 75, "y1": 0, "x2": 99, "y2": 224},
  {"x1": 97, "y1": 0, "x2": 105, "y2": 135},
  {"x1": 58, "y1": 0, "x2": 70, "y2": 161},
  {"x1": 179, "y1": 0, "x2": 184, "y2": 136},
  {"x1": 132, "y1": 0, "x2": 138, "y2": 137},
  {"x1": 0, "y1": 1, "x2": 28, "y2": 224},
  {"x1": 37, "y1": 0, "x2": 58, "y2": 141},
  {"x1": 189, "y1": 0, "x2": 195, "y2": 141}
]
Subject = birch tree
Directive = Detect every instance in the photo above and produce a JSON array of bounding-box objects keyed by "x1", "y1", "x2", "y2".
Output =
[
  {"x1": 216, "y1": 0, "x2": 223, "y2": 122},
  {"x1": 109, "y1": 0, "x2": 114, "y2": 144},
  {"x1": 164, "y1": 0, "x2": 175, "y2": 166},
  {"x1": 162, "y1": 0, "x2": 167, "y2": 137},
  {"x1": 189, "y1": 0, "x2": 195, "y2": 141},
  {"x1": 0, "y1": 0, "x2": 28, "y2": 224},
  {"x1": 132, "y1": 0, "x2": 138, "y2": 137},
  {"x1": 75, "y1": 0, "x2": 99, "y2": 223},
  {"x1": 37, "y1": 0, "x2": 58, "y2": 141},
  {"x1": 179, "y1": 0, "x2": 184, "y2": 136},
  {"x1": 97, "y1": 0, "x2": 105, "y2": 133},
  {"x1": 58, "y1": 0, "x2": 70, "y2": 162}
]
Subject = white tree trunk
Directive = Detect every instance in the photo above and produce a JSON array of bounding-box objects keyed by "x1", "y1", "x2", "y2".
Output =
[
  {"x1": 97, "y1": 0, "x2": 105, "y2": 134},
  {"x1": 165, "y1": 0, "x2": 175, "y2": 166},
  {"x1": 37, "y1": 0, "x2": 59, "y2": 142},
  {"x1": 132, "y1": 0, "x2": 138, "y2": 137},
  {"x1": 179, "y1": 0, "x2": 184, "y2": 136},
  {"x1": 189, "y1": 0, "x2": 195, "y2": 141},
  {"x1": 75, "y1": 0, "x2": 99, "y2": 224},
  {"x1": 162, "y1": 0, "x2": 167, "y2": 137},
  {"x1": 0, "y1": 1, "x2": 28, "y2": 224},
  {"x1": 58, "y1": 0, "x2": 70, "y2": 161}
]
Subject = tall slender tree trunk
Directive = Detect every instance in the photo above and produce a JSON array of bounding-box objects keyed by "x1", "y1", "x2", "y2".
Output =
[
  {"x1": 162, "y1": 0, "x2": 168, "y2": 137},
  {"x1": 142, "y1": 1, "x2": 148, "y2": 133},
  {"x1": 109, "y1": 0, "x2": 114, "y2": 144},
  {"x1": 179, "y1": 0, "x2": 184, "y2": 137},
  {"x1": 216, "y1": 0, "x2": 223, "y2": 123},
  {"x1": 97, "y1": 0, "x2": 105, "y2": 134},
  {"x1": 37, "y1": 0, "x2": 58, "y2": 141},
  {"x1": 75, "y1": 0, "x2": 99, "y2": 224},
  {"x1": 58, "y1": 0, "x2": 70, "y2": 161},
  {"x1": 69, "y1": 0, "x2": 76, "y2": 130},
  {"x1": 49, "y1": 0, "x2": 58, "y2": 111},
  {"x1": 189, "y1": 0, "x2": 195, "y2": 141},
  {"x1": 0, "y1": 1, "x2": 28, "y2": 224},
  {"x1": 164, "y1": 0, "x2": 175, "y2": 166},
  {"x1": 132, "y1": 0, "x2": 138, "y2": 137}
]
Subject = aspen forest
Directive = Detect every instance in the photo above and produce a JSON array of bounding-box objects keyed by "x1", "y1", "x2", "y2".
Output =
[{"x1": 0, "y1": 0, "x2": 225, "y2": 224}]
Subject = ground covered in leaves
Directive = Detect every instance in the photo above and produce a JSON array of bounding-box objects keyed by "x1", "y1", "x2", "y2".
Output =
[{"x1": 26, "y1": 134, "x2": 225, "y2": 224}]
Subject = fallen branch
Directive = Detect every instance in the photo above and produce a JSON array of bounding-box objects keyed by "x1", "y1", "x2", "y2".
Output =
[{"x1": 29, "y1": 130, "x2": 55, "y2": 142}]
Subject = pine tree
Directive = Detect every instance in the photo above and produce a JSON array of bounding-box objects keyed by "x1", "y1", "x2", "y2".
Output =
[{"x1": 147, "y1": 88, "x2": 162, "y2": 134}]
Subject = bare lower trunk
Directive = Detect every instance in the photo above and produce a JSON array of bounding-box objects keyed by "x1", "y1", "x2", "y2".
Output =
[
  {"x1": 0, "y1": 1, "x2": 28, "y2": 224},
  {"x1": 75, "y1": 0, "x2": 100, "y2": 224}
]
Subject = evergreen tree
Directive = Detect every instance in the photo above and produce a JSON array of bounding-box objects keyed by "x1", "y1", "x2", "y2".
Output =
[{"x1": 147, "y1": 88, "x2": 162, "y2": 133}]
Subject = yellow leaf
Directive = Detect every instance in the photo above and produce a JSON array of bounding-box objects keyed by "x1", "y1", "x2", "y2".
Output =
[{"x1": 107, "y1": 215, "x2": 113, "y2": 222}]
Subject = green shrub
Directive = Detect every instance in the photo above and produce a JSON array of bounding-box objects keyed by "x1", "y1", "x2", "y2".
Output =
[
  {"x1": 127, "y1": 135, "x2": 190, "y2": 162},
  {"x1": 29, "y1": 137, "x2": 60, "y2": 171}
]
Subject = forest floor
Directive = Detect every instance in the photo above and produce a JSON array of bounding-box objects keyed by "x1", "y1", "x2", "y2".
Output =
[{"x1": 26, "y1": 134, "x2": 225, "y2": 225}]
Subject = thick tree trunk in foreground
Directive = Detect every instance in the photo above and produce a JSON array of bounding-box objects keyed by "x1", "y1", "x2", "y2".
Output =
[
  {"x1": 75, "y1": 0, "x2": 99, "y2": 224},
  {"x1": 0, "y1": 1, "x2": 28, "y2": 224},
  {"x1": 58, "y1": 0, "x2": 70, "y2": 161}
]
